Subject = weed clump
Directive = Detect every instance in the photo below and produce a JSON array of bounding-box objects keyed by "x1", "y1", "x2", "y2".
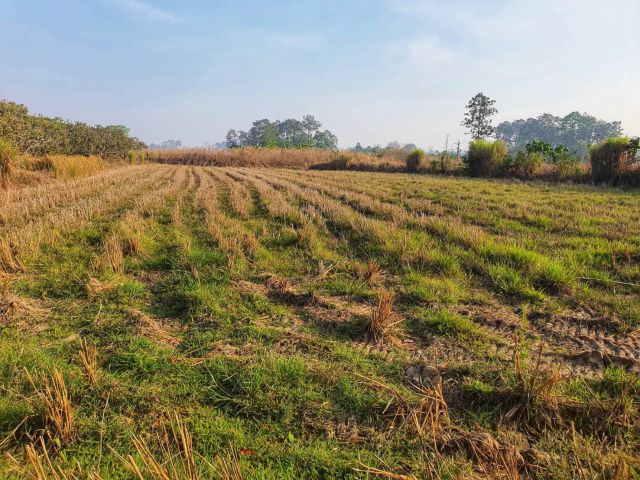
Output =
[{"x1": 466, "y1": 139, "x2": 508, "y2": 177}]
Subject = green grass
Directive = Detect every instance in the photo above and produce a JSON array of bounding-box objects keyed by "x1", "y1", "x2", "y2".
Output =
[{"x1": 1, "y1": 165, "x2": 639, "y2": 479}]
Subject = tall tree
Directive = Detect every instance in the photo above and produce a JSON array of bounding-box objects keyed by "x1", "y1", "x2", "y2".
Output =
[
  {"x1": 225, "y1": 129, "x2": 239, "y2": 148},
  {"x1": 461, "y1": 93, "x2": 498, "y2": 140},
  {"x1": 313, "y1": 130, "x2": 338, "y2": 150}
]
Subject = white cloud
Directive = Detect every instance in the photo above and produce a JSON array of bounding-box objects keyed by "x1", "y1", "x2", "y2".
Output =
[
  {"x1": 108, "y1": 0, "x2": 180, "y2": 23},
  {"x1": 386, "y1": 35, "x2": 457, "y2": 70}
]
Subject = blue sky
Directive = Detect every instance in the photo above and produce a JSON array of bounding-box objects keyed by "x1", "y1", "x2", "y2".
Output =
[{"x1": 1, "y1": 0, "x2": 639, "y2": 148}]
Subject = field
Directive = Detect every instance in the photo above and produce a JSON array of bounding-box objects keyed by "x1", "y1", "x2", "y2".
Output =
[{"x1": 1, "y1": 165, "x2": 639, "y2": 479}]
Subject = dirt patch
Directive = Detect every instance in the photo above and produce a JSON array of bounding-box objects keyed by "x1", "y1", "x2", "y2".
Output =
[{"x1": 455, "y1": 303, "x2": 640, "y2": 375}]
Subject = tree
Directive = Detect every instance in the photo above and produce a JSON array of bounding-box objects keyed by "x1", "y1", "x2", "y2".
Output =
[
  {"x1": 313, "y1": 130, "x2": 338, "y2": 150},
  {"x1": 0, "y1": 100, "x2": 146, "y2": 157},
  {"x1": 227, "y1": 115, "x2": 338, "y2": 149},
  {"x1": 225, "y1": 129, "x2": 239, "y2": 148},
  {"x1": 302, "y1": 115, "x2": 321, "y2": 142},
  {"x1": 461, "y1": 93, "x2": 498, "y2": 140},
  {"x1": 496, "y1": 112, "x2": 623, "y2": 156}
]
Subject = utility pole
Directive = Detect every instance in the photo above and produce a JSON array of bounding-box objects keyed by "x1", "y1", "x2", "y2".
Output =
[
  {"x1": 445, "y1": 134, "x2": 449, "y2": 155},
  {"x1": 455, "y1": 140, "x2": 461, "y2": 163}
]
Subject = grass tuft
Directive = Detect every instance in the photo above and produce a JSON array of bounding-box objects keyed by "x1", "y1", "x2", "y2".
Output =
[
  {"x1": 25, "y1": 368, "x2": 76, "y2": 448},
  {"x1": 365, "y1": 289, "x2": 401, "y2": 345},
  {"x1": 79, "y1": 338, "x2": 98, "y2": 387}
]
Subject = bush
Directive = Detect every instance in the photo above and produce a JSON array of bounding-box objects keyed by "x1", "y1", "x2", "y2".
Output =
[
  {"x1": 466, "y1": 139, "x2": 508, "y2": 177},
  {"x1": 589, "y1": 137, "x2": 634, "y2": 183},
  {"x1": 502, "y1": 151, "x2": 544, "y2": 179},
  {"x1": 0, "y1": 138, "x2": 16, "y2": 188},
  {"x1": 553, "y1": 150, "x2": 582, "y2": 179},
  {"x1": 405, "y1": 148, "x2": 426, "y2": 172}
]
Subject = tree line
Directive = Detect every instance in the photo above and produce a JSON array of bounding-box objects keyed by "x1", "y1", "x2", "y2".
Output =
[
  {"x1": 460, "y1": 93, "x2": 638, "y2": 183},
  {"x1": 225, "y1": 115, "x2": 338, "y2": 150},
  {"x1": 0, "y1": 100, "x2": 146, "y2": 157},
  {"x1": 461, "y1": 93, "x2": 625, "y2": 157}
]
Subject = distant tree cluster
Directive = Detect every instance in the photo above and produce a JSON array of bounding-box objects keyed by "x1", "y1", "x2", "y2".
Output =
[
  {"x1": 0, "y1": 100, "x2": 146, "y2": 157},
  {"x1": 149, "y1": 139, "x2": 183, "y2": 150},
  {"x1": 496, "y1": 112, "x2": 623, "y2": 157},
  {"x1": 352, "y1": 142, "x2": 418, "y2": 156},
  {"x1": 225, "y1": 115, "x2": 338, "y2": 150}
]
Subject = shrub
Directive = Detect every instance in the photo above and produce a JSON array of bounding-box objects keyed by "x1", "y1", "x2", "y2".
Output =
[
  {"x1": 502, "y1": 151, "x2": 544, "y2": 179},
  {"x1": 0, "y1": 138, "x2": 16, "y2": 188},
  {"x1": 405, "y1": 148, "x2": 426, "y2": 172},
  {"x1": 589, "y1": 137, "x2": 634, "y2": 183},
  {"x1": 466, "y1": 139, "x2": 508, "y2": 177}
]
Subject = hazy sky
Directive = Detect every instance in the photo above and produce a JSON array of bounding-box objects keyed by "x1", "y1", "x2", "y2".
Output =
[{"x1": 1, "y1": 0, "x2": 638, "y2": 148}]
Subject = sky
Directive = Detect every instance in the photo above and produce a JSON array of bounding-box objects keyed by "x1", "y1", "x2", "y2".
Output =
[{"x1": 1, "y1": 0, "x2": 639, "y2": 149}]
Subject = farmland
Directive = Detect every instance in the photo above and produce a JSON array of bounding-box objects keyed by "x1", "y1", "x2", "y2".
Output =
[{"x1": 1, "y1": 164, "x2": 639, "y2": 478}]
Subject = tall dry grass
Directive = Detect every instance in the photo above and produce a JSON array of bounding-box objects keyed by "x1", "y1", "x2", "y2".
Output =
[
  {"x1": 142, "y1": 147, "x2": 431, "y2": 171},
  {"x1": 25, "y1": 368, "x2": 76, "y2": 447},
  {"x1": 0, "y1": 138, "x2": 16, "y2": 188},
  {"x1": 47, "y1": 155, "x2": 105, "y2": 179}
]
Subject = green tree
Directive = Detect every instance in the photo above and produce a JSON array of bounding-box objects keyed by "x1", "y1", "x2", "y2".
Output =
[
  {"x1": 225, "y1": 129, "x2": 239, "y2": 148},
  {"x1": 313, "y1": 130, "x2": 338, "y2": 150},
  {"x1": 461, "y1": 93, "x2": 498, "y2": 140},
  {"x1": 496, "y1": 112, "x2": 623, "y2": 156}
]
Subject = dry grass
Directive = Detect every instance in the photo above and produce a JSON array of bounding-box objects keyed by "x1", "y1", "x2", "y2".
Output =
[
  {"x1": 25, "y1": 368, "x2": 76, "y2": 447},
  {"x1": 365, "y1": 289, "x2": 401, "y2": 345},
  {"x1": 0, "y1": 238, "x2": 24, "y2": 273},
  {"x1": 356, "y1": 260, "x2": 386, "y2": 286},
  {"x1": 145, "y1": 147, "x2": 340, "y2": 169},
  {"x1": 1, "y1": 283, "x2": 47, "y2": 321},
  {"x1": 216, "y1": 449, "x2": 244, "y2": 480},
  {"x1": 79, "y1": 339, "x2": 98, "y2": 386},
  {"x1": 8, "y1": 437, "x2": 104, "y2": 480},
  {"x1": 117, "y1": 414, "x2": 199, "y2": 480},
  {"x1": 101, "y1": 234, "x2": 125, "y2": 274},
  {"x1": 116, "y1": 413, "x2": 243, "y2": 480},
  {"x1": 85, "y1": 277, "x2": 121, "y2": 297},
  {"x1": 0, "y1": 138, "x2": 16, "y2": 188},
  {"x1": 46, "y1": 155, "x2": 105, "y2": 179},
  {"x1": 503, "y1": 338, "x2": 562, "y2": 426}
]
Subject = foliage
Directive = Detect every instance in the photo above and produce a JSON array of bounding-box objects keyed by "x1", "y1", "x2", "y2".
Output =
[
  {"x1": 502, "y1": 151, "x2": 544, "y2": 179},
  {"x1": 496, "y1": 112, "x2": 623, "y2": 156},
  {"x1": 465, "y1": 139, "x2": 508, "y2": 176},
  {"x1": 226, "y1": 115, "x2": 338, "y2": 150},
  {"x1": 461, "y1": 92, "x2": 498, "y2": 140},
  {"x1": 589, "y1": 136, "x2": 636, "y2": 183},
  {"x1": 0, "y1": 100, "x2": 146, "y2": 157},
  {"x1": 405, "y1": 148, "x2": 425, "y2": 172}
]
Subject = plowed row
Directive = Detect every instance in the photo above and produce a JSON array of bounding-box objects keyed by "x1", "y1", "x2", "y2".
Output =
[{"x1": 1, "y1": 165, "x2": 638, "y2": 479}]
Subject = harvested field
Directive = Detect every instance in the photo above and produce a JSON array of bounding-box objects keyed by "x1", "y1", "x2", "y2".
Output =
[{"x1": 1, "y1": 164, "x2": 639, "y2": 478}]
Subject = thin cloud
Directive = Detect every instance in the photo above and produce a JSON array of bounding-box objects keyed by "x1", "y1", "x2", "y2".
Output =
[
  {"x1": 385, "y1": 35, "x2": 457, "y2": 70},
  {"x1": 108, "y1": 0, "x2": 181, "y2": 23}
]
